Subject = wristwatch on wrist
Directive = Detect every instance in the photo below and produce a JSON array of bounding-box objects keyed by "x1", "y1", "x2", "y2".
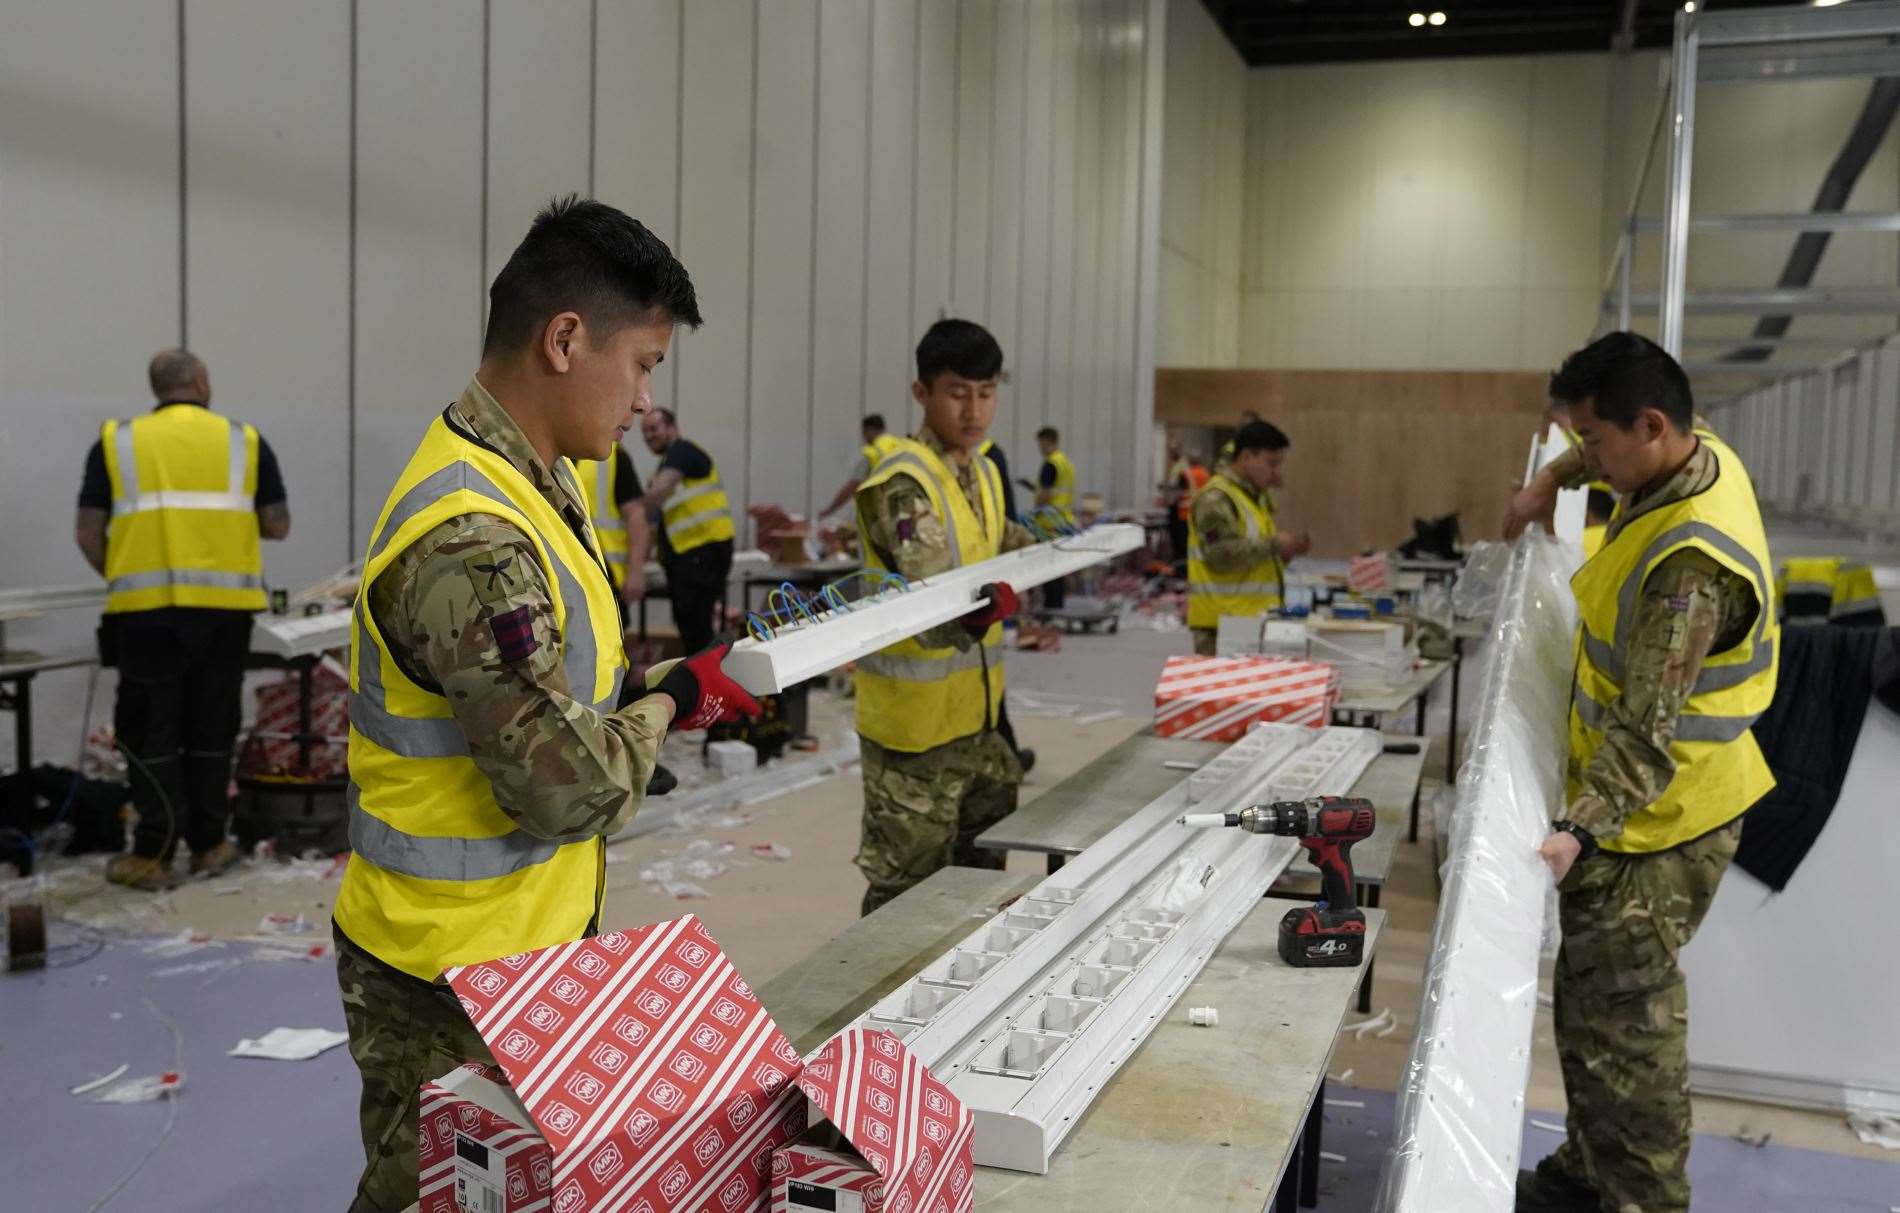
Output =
[{"x1": 1550, "y1": 819, "x2": 1599, "y2": 861}]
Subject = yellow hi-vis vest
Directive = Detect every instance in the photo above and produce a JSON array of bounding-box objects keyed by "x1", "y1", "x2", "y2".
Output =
[
  {"x1": 1777, "y1": 556, "x2": 1883, "y2": 625},
  {"x1": 334, "y1": 410, "x2": 628, "y2": 980},
  {"x1": 660, "y1": 444, "x2": 734, "y2": 555},
  {"x1": 862, "y1": 432, "x2": 902, "y2": 472},
  {"x1": 1582, "y1": 523, "x2": 1607, "y2": 560},
  {"x1": 1043, "y1": 450, "x2": 1077, "y2": 523},
  {"x1": 100, "y1": 404, "x2": 266, "y2": 613},
  {"x1": 1567, "y1": 434, "x2": 1779, "y2": 854},
  {"x1": 1186, "y1": 472, "x2": 1282, "y2": 627},
  {"x1": 854, "y1": 439, "x2": 1007, "y2": 753},
  {"x1": 570, "y1": 457, "x2": 629, "y2": 584}
]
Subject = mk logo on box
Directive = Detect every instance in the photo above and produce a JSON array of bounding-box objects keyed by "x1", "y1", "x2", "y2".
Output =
[
  {"x1": 498, "y1": 951, "x2": 530, "y2": 970},
  {"x1": 651, "y1": 1080, "x2": 684, "y2": 1112},
  {"x1": 694, "y1": 1127, "x2": 726, "y2": 1165},
  {"x1": 564, "y1": 1071, "x2": 605, "y2": 1106},
  {"x1": 587, "y1": 1142, "x2": 626, "y2": 1184},
  {"x1": 718, "y1": 1173, "x2": 751, "y2": 1210},
  {"x1": 659, "y1": 1163, "x2": 691, "y2": 1202},
  {"x1": 867, "y1": 1088, "x2": 894, "y2": 1115},
  {"x1": 575, "y1": 951, "x2": 609, "y2": 980},
  {"x1": 469, "y1": 967, "x2": 506, "y2": 996},
  {"x1": 636, "y1": 990, "x2": 671, "y2": 1018},
  {"x1": 625, "y1": 1107, "x2": 659, "y2": 1145},
  {"x1": 871, "y1": 1061, "x2": 897, "y2": 1086},
  {"x1": 551, "y1": 975, "x2": 586, "y2": 1005},
  {"x1": 589, "y1": 1042, "x2": 629, "y2": 1075},
  {"x1": 553, "y1": 1180, "x2": 587, "y2": 1213},
  {"x1": 678, "y1": 940, "x2": 711, "y2": 968},
  {"x1": 924, "y1": 1090, "x2": 949, "y2": 1116},
  {"x1": 524, "y1": 1001, "x2": 564, "y2": 1032},
  {"x1": 711, "y1": 997, "x2": 744, "y2": 1027},
  {"x1": 670, "y1": 1050, "x2": 708, "y2": 1082},
  {"x1": 597, "y1": 930, "x2": 631, "y2": 955},
  {"x1": 691, "y1": 1023, "x2": 727, "y2": 1053},
  {"x1": 727, "y1": 1093, "x2": 757, "y2": 1130},
  {"x1": 656, "y1": 964, "x2": 690, "y2": 993},
  {"x1": 922, "y1": 1116, "x2": 947, "y2": 1144},
  {"x1": 612, "y1": 1014, "x2": 650, "y2": 1047},
  {"x1": 542, "y1": 1102, "x2": 580, "y2": 1135}
]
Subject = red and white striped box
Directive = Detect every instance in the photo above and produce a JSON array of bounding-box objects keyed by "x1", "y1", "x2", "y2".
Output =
[
  {"x1": 770, "y1": 1027, "x2": 974, "y2": 1213},
  {"x1": 1348, "y1": 552, "x2": 1390, "y2": 593},
  {"x1": 420, "y1": 915, "x2": 810, "y2": 1213},
  {"x1": 1153, "y1": 655, "x2": 1339, "y2": 741}
]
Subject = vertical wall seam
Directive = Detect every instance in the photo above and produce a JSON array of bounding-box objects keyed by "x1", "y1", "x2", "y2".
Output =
[
  {"x1": 742, "y1": 0, "x2": 760, "y2": 522},
  {"x1": 908, "y1": 0, "x2": 921, "y2": 337},
  {"x1": 947, "y1": 0, "x2": 962, "y2": 312},
  {"x1": 348, "y1": 0, "x2": 359, "y2": 556},
  {"x1": 984, "y1": 0, "x2": 1000, "y2": 323},
  {"x1": 588, "y1": 0, "x2": 599, "y2": 196},
  {"x1": 673, "y1": 0, "x2": 686, "y2": 401},
  {"x1": 1041, "y1": 2, "x2": 1059, "y2": 479},
  {"x1": 805, "y1": 1, "x2": 824, "y2": 520},
  {"x1": 480, "y1": 0, "x2": 491, "y2": 348},
  {"x1": 178, "y1": 0, "x2": 188, "y2": 346},
  {"x1": 1014, "y1": 0, "x2": 1032, "y2": 457},
  {"x1": 858, "y1": 0, "x2": 876, "y2": 431}
]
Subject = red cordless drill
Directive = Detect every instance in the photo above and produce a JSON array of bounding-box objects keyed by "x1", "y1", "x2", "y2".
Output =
[{"x1": 1179, "y1": 795, "x2": 1375, "y2": 967}]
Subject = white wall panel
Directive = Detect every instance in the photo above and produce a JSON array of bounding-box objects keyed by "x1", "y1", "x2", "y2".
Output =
[
  {"x1": 1157, "y1": 0, "x2": 1244, "y2": 370},
  {"x1": 354, "y1": 0, "x2": 484, "y2": 555},
  {"x1": 674, "y1": 0, "x2": 755, "y2": 495},
  {"x1": 985, "y1": 0, "x2": 1027, "y2": 462},
  {"x1": 185, "y1": 0, "x2": 352, "y2": 580},
  {"x1": 1011, "y1": 0, "x2": 1058, "y2": 471},
  {"x1": 863, "y1": 0, "x2": 921, "y2": 429},
  {"x1": 1043, "y1": 0, "x2": 1082, "y2": 467},
  {"x1": 912, "y1": 0, "x2": 959, "y2": 338},
  {"x1": 746, "y1": 0, "x2": 819, "y2": 528},
  {"x1": 594, "y1": 0, "x2": 684, "y2": 409},
  {"x1": 486, "y1": 0, "x2": 593, "y2": 302},
  {"x1": 809, "y1": 0, "x2": 874, "y2": 519},
  {"x1": 950, "y1": 0, "x2": 994, "y2": 320}
]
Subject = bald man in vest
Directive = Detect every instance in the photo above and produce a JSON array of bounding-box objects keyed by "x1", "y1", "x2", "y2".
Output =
[
  {"x1": 77, "y1": 348, "x2": 291, "y2": 891},
  {"x1": 332, "y1": 198, "x2": 758, "y2": 1212},
  {"x1": 1505, "y1": 333, "x2": 1779, "y2": 1213}
]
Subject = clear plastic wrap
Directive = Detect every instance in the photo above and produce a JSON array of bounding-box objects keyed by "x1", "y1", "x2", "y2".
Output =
[
  {"x1": 1375, "y1": 530, "x2": 1582, "y2": 1212},
  {"x1": 1451, "y1": 540, "x2": 1512, "y2": 620}
]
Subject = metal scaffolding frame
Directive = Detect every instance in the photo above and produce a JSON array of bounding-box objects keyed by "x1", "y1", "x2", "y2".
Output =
[{"x1": 1601, "y1": 1, "x2": 1900, "y2": 381}]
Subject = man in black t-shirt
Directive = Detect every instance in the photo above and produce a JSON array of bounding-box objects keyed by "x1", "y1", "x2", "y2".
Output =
[
  {"x1": 76, "y1": 349, "x2": 292, "y2": 891},
  {"x1": 638, "y1": 407, "x2": 734, "y2": 654}
]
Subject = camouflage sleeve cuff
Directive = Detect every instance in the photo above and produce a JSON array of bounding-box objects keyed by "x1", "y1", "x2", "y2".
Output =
[
  {"x1": 1000, "y1": 520, "x2": 1040, "y2": 553},
  {"x1": 1565, "y1": 793, "x2": 1626, "y2": 841},
  {"x1": 1548, "y1": 446, "x2": 1590, "y2": 491}
]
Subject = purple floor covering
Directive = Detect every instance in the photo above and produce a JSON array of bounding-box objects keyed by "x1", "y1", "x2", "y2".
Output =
[{"x1": 5, "y1": 926, "x2": 1897, "y2": 1211}]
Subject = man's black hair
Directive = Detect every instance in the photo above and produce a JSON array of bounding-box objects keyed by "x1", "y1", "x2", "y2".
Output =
[
  {"x1": 862, "y1": 414, "x2": 886, "y2": 432},
  {"x1": 1037, "y1": 426, "x2": 1059, "y2": 443},
  {"x1": 1549, "y1": 331, "x2": 1693, "y2": 433},
  {"x1": 915, "y1": 319, "x2": 1003, "y2": 386},
  {"x1": 1233, "y1": 420, "x2": 1289, "y2": 455},
  {"x1": 649, "y1": 406, "x2": 677, "y2": 426},
  {"x1": 1586, "y1": 488, "x2": 1616, "y2": 523},
  {"x1": 483, "y1": 195, "x2": 702, "y2": 357}
]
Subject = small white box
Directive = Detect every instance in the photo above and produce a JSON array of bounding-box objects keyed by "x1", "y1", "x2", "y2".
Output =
[{"x1": 707, "y1": 739, "x2": 759, "y2": 776}]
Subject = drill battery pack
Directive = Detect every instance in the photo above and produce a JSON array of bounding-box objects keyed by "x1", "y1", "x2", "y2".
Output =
[{"x1": 1277, "y1": 905, "x2": 1368, "y2": 968}]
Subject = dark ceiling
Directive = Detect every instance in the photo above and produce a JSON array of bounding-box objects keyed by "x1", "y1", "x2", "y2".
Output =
[{"x1": 1201, "y1": 1, "x2": 1804, "y2": 66}]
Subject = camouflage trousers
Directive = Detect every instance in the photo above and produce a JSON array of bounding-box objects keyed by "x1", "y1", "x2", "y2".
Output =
[
  {"x1": 1191, "y1": 627, "x2": 1218, "y2": 657},
  {"x1": 1548, "y1": 817, "x2": 1741, "y2": 1213},
  {"x1": 335, "y1": 925, "x2": 496, "y2": 1213},
  {"x1": 857, "y1": 731, "x2": 1022, "y2": 915}
]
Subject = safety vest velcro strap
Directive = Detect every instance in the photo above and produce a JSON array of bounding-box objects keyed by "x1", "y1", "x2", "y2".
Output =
[
  {"x1": 857, "y1": 641, "x2": 1003, "y2": 682},
  {"x1": 1572, "y1": 682, "x2": 1758, "y2": 744},
  {"x1": 113, "y1": 489, "x2": 254, "y2": 516},
  {"x1": 348, "y1": 790, "x2": 567, "y2": 881},
  {"x1": 1188, "y1": 579, "x2": 1282, "y2": 596},
  {"x1": 107, "y1": 569, "x2": 264, "y2": 595}
]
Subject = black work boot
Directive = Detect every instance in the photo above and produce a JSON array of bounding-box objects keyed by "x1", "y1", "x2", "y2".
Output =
[
  {"x1": 645, "y1": 762, "x2": 679, "y2": 797},
  {"x1": 1516, "y1": 1155, "x2": 1599, "y2": 1213}
]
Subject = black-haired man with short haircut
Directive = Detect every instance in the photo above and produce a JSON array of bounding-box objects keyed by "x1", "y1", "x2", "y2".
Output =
[
  {"x1": 1186, "y1": 419, "x2": 1310, "y2": 655},
  {"x1": 851, "y1": 319, "x2": 1041, "y2": 913},
  {"x1": 333, "y1": 197, "x2": 758, "y2": 1212},
  {"x1": 1505, "y1": 332, "x2": 1778, "y2": 1213},
  {"x1": 819, "y1": 413, "x2": 902, "y2": 521},
  {"x1": 639, "y1": 405, "x2": 735, "y2": 654}
]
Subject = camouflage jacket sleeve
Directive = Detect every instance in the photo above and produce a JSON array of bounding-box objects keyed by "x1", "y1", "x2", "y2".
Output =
[
  {"x1": 1191, "y1": 489, "x2": 1280, "y2": 572},
  {"x1": 368, "y1": 516, "x2": 670, "y2": 841},
  {"x1": 1547, "y1": 445, "x2": 1590, "y2": 492},
  {"x1": 999, "y1": 519, "x2": 1038, "y2": 553},
  {"x1": 856, "y1": 473, "x2": 976, "y2": 650},
  {"x1": 1567, "y1": 548, "x2": 1757, "y2": 840}
]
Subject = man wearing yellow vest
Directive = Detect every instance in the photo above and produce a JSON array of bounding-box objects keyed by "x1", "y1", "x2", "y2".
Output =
[
  {"x1": 639, "y1": 406, "x2": 735, "y2": 654},
  {"x1": 853, "y1": 319, "x2": 1038, "y2": 914},
  {"x1": 1504, "y1": 333, "x2": 1779, "y2": 1213},
  {"x1": 1033, "y1": 426, "x2": 1077, "y2": 608},
  {"x1": 1777, "y1": 555, "x2": 1886, "y2": 627},
  {"x1": 569, "y1": 443, "x2": 650, "y2": 611},
  {"x1": 818, "y1": 413, "x2": 902, "y2": 521},
  {"x1": 1186, "y1": 420, "x2": 1310, "y2": 656},
  {"x1": 332, "y1": 198, "x2": 758, "y2": 1213},
  {"x1": 75, "y1": 348, "x2": 291, "y2": 891}
]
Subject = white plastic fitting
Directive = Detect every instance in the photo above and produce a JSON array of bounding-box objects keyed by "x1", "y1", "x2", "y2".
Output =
[
  {"x1": 1178, "y1": 813, "x2": 1229, "y2": 829},
  {"x1": 1188, "y1": 1006, "x2": 1219, "y2": 1027}
]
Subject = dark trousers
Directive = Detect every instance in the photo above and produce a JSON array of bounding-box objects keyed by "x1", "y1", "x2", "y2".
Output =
[
  {"x1": 113, "y1": 609, "x2": 250, "y2": 858},
  {"x1": 662, "y1": 540, "x2": 733, "y2": 654},
  {"x1": 1169, "y1": 515, "x2": 1190, "y2": 572},
  {"x1": 1043, "y1": 576, "x2": 1067, "y2": 610}
]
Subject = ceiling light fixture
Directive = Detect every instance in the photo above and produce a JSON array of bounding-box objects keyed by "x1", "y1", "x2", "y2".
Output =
[
  {"x1": 1684, "y1": 1, "x2": 1696, "y2": 10},
  {"x1": 1428, "y1": 11, "x2": 1447, "y2": 26},
  {"x1": 1408, "y1": 12, "x2": 1426, "y2": 27}
]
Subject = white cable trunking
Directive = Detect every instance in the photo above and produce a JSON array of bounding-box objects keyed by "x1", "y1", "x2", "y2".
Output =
[
  {"x1": 851, "y1": 722, "x2": 1383, "y2": 1173},
  {"x1": 720, "y1": 524, "x2": 1145, "y2": 694}
]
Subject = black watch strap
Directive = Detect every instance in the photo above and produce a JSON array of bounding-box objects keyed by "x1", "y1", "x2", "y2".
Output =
[{"x1": 1552, "y1": 819, "x2": 1599, "y2": 861}]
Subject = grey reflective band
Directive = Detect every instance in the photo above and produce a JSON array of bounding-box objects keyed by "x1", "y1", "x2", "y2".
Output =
[
  {"x1": 114, "y1": 421, "x2": 139, "y2": 497},
  {"x1": 667, "y1": 479, "x2": 726, "y2": 509},
  {"x1": 1187, "y1": 580, "x2": 1283, "y2": 596},
  {"x1": 227, "y1": 421, "x2": 247, "y2": 494},
  {"x1": 1583, "y1": 623, "x2": 1773, "y2": 697},
  {"x1": 113, "y1": 490, "x2": 253, "y2": 516},
  {"x1": 1572, "y1": 681, "x2": 1758, "y2": 744},
  {"x1": 347, "y1": 788, "x2": 567, "y2": 882},
  {"x1": 350, "y1": 602, "x2": 470, "y2": 758},
  {"x1": 359, "y1": 457, "x2": 619, "y2": 716},
  {"x1": 1610, "y1": 521, "x2": 1772, "y2": 681},
  {"x1": 857, "y1": 641, "x2": 1004, "y2": 682},
  {"x1": 1834, "y1": 593, "x2": 1882, "y2": 615},
  {"x1": 107, "y1": 568, "x2": 263, "y2": 594},
  {"x1": 1781, "y1": 580, "x2": 1831, "y2": 598},
  {"x1": 1208, "y1": 478, "x2": 1262, "y2": 540}
]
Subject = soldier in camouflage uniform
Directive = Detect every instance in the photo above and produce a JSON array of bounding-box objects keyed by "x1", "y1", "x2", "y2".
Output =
[
  {"x1": 1187, "y1": 477, "x2": 1309, "y2": 656},
  {"x1": 853, "y1": 321, "x2": 1037, "y2": 914},
  {"x1": 1507, "y1": 334, "x2": 1777, "y2": 1213},
  {"x1": 336, "y1": 200, "x2": 756, "y2": 1212}
]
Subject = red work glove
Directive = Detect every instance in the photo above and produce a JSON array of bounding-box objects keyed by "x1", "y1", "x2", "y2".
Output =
[
  {"x1": 962, "y1": 582, "x2": 1021, "y2": 635},
  {"x1": 643, "y1": 643, "x2": 762, "y2": 730}
]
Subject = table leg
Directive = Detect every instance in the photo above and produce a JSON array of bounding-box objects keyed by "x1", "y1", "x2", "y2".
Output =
[
  {"x1": 296, "y1": 656, "x2": 315, "y2": 770},
  {"x1": 13, "y1": 673, "x2": 33, "y2": 773},
  {"x1": 1275, "y1": 1143, "x2": 1300, "y2": 1213},
  {"x1": 1299, "y1": 1076, "x2": 1324, "y2": 1207},
  {"x1": 1357, "y1": 956, "x2": 1375, "y2": 1015},
  {"x1": 1045, "y1": 853, "x2": 1066, "y2": 875}
]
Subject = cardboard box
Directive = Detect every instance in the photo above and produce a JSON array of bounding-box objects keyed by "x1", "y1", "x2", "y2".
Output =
[
  {"x1": 771, "y1": 1027, "x2": 974, "y2": 1213},
  {"x1": 417, "y1": 916, "x2": 970, "y2": 1213},
  {"x1": 1152, "y1": 655, "x2": 1339, "y2": 740}
]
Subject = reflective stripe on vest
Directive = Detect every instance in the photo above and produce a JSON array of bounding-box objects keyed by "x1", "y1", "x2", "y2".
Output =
[
  {"x1": 336, "y1": 411, "x2": 626, "y2": 980},
  {"x1": 102, "y1": 406, "x2": 265, "y2": 613},
  {"x1": 1044, "y1": 450, "x2": 1076, "y2": 521},
  {"x1": 853, "y1": 439, "x2": 1007, "y2": 752},
  {"x1": 1567, "y1": 434, "x2": 1779, "y2": 853},
  {"x1": 1186, "y1": 473, "x2": 1282, "y2": 626},
  {"x1": 661, "y1": 458, "x2": 734, "y2": 553},
  {"x1": 570, "y1": 458, "x2": 628, "y2": 576}
]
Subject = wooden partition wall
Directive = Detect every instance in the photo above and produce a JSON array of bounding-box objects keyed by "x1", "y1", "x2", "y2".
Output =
[{"x1": 1155, "y1": 368, "x2": 1549, "y2": 555}]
